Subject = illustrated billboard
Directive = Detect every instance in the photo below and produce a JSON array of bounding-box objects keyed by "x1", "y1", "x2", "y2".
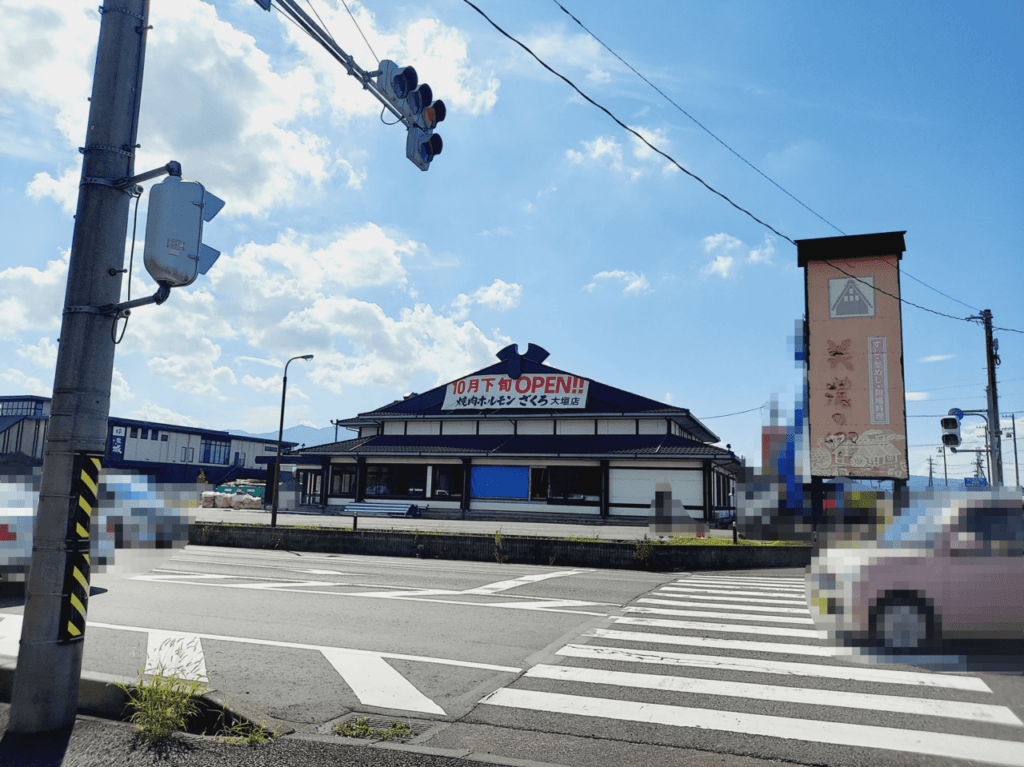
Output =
[{"x1": 796, "y1": 232, "x2": 908, "y2": 480}]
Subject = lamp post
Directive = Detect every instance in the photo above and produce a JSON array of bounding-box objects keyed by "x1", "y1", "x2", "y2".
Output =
[{"x1": 271, "y1": 354, "x2": 313, "y2": 527}]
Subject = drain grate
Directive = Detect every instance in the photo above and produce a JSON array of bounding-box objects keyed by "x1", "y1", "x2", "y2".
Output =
[{"x1": 333, "y1": 713, "x2": 430, "y2": 741}]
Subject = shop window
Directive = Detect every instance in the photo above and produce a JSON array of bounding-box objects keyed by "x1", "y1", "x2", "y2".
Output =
[
  {"x1": 141, "y1": 429, "x2": 149, "y2": 439},
  {"x1": 530, "y1": 468, "x2": 548, "y2": 500},
  {"x1": 431, "y1": 466, "x2": 463, "y2": 499},
  {"x1": 330, "y1": 465, "x2": 357, "y2": 496},
  {"x1": 364, "y1": 464, "x2": 426, "y2": 498},
  {"x1": 547, "y1": 466, "x2": 601, "y2": 503},
  {"x1": 151, "y1": 430, "x2": 159, "y2": 440},
  {"x1": 181, "y1": 447, "x2": 187, "y2": 462},
  {"x1": 161, "y1": 434, "x2": 168, "y2": 442},
  {"x1": 130, "y1": 427, "x2": 138, "y2": 438},
  {"x1": 200, "y1": 438, "x2": 230, "y2": 465},
  {"x1": 470, "y1": 466, "x2": 529, "y2": 499}
]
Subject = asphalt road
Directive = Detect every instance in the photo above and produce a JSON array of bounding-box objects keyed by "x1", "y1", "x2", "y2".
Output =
[{"x1": 0, "y1": 545, "x2": 1021, "y2": 767}]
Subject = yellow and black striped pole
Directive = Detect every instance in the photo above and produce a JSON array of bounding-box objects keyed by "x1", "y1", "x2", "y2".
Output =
[{"x1": 58, "y1": 454, "x2": 100, "y2": 643}]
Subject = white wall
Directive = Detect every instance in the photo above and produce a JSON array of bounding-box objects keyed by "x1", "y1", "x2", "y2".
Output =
[
  {"x1": 443, "y1": 421, "x2": 475, "y2": 435},
  {"x1": 597, "y1": 419, "x2": 636, "y2": 435},
  {"x1": 407, "y1": 420, "x2": 441, "y2": 435},
  {"x1": 518, "y1": 420, "x2": 554, "y2": 435},
  {"x1": 478, "y1": 420, "x2": 514, "y2": 435},
  {"x1": 609, "y1": 468, "x2": 702, "y2": 507},
  {"x1": 557, "y1": 419, "x2": 594, "y2": 435}
]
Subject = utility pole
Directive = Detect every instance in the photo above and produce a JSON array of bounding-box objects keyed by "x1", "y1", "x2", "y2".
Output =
[
  {"x1": 926, "y1": 456, "x2": 934, "y2": 487},
  {"x1": 1011, "y1": 414, "x2": 1020, "y2": 487},
  {"x1": 9, "y1": 0, "x2": 150, "y2": 733},
  {"x1": 974, "y1": 452, "x2": 985, "y2": 480},
  {"x1": 939, "y1": 446, "x2": 947, "y2": 486},
  {"x1": 969, "y1": 309, "x2": 1003, "y2": 487}
]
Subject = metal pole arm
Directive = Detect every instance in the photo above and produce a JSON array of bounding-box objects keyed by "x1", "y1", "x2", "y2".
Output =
[{"x1": 255, "y1": 0, "x2": 406, "y2": 124}]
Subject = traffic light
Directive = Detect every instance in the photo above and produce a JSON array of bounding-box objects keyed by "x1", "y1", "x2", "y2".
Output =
[
  {"x1": 377, "y1": 59, "x2": 445, "y2": 171},
  {"x1": 940, "y1": 416, "x2": 961, "y2": 448},
  {"x1": 143, "y1": 176, "x2": 225, "y2": 288},
  {"x1": 406, "y1": 127, "x2": 443, "y2": 171}
]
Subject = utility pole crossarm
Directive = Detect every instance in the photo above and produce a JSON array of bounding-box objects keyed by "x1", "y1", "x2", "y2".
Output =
[{"x1": 255, "y1": 0, "x2": 407, "y2": 125}]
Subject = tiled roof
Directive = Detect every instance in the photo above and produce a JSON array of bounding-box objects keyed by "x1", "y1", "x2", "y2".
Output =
[
  {"x1": 298, "y1": 434, "x2": 738, "y2": 466},
  {"x1": 337, "y1": 358, "x2": 720, "y2": 443}
]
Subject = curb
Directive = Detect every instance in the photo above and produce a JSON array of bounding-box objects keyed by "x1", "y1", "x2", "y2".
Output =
[{"x1": 189, "y1": 522, "x2": 812, "y2": 570}]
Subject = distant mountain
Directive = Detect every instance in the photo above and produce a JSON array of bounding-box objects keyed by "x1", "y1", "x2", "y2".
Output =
[{"x1": 229, "y1": 424, "x2": 343, "y2": 449}]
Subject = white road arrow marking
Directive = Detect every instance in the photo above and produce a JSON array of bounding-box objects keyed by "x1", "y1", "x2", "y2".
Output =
[
  {"x1": 322, "y1": 649, "x2": 445, "y2": 715},
  {"x1": 146, "y1": 630, "x2": 208, "y2": 682},
  {"x1": 0, "y1": 614, "x2": 21, "y2": 657}
]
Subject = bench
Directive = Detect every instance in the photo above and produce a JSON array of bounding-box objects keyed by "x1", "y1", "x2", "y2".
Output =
[{"x1": 344, "y1": 501, "x2": 421, "y2": 518}]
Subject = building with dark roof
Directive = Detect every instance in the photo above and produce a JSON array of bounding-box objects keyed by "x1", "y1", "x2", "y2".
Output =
[
  {"x1": 0, "y1": 395, "x2": 293, "y2": 484},
  {"x1": 284, "y1": 344, "x2": 741, "y2": 522}
]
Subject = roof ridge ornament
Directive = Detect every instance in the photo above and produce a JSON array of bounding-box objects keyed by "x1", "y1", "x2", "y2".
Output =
[{"x1": 496, "y1": 343, "x2": 549, "y2": 379}]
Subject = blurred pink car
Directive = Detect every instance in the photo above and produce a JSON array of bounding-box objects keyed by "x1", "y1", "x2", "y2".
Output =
[{"x1": 811, "y1": 495, "x2": 1024, "y2": 651}]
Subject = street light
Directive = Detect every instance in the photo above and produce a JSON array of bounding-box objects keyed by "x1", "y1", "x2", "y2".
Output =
[{"x1": 271, "y1": 354, "x2": 313, "y2": 527}]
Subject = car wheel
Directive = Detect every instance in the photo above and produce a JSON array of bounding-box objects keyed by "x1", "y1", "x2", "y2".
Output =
[{"x1": 870, "y1": 595, "x2": 938, "y2": 651}]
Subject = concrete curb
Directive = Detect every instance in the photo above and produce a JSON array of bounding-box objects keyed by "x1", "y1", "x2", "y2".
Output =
[
  {"x1": 0, "y1": 662, "x2": 133, "y2": 719},
  {"x1": 189, "y1": 523, "x2": 812, "y2": 570}
]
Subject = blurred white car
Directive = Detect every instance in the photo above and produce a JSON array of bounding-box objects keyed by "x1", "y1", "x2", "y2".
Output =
[{"x1": 809, "y1": 489, "x2": 1024, "y2": 651}]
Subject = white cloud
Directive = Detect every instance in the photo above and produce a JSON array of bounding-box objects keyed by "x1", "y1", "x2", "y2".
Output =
[
  {"x1": 586, "y1": 69, "x2": 611, "y2": 84},
  {"x1": 281, "y1": 4, "x2": 499, "y2": 121},
  {"x1": 242, "y1": 374, "x2": 282, "y2": 394},
  {"x1": 699, "y1": 233, "x2": 774, "y2": 278},
  {"x1": 146, "y1": 338, "x2": 237, "y2": 398},
  {"x1": 922, "y1": 354, "x2": 954, "y2": 363},
  {"x1": 451, "y1": 279, "x2": 522, "y2": 319},
  {"x1": 128, "y1": 403, "x2": 206, "y2": 428},
  {"x1": 906, "y1": 392, "x2": 929, "y2": 401},
  {"x1": 748, "y1": 237, "x2": 775, "y2": 265},
  {"x1": 0, "y1": 249, "x2": 69, "y2": 340},
  {"x1": 589, "y1": 270, "x2": 651, "y2": 296},
  {"x1": 568, "y1": 126, "x2": 673, "y2": 179},
  {"x1": 0, "y1": 368, "x2": 49, "y2": 396},
  {"x1": 16, "y1": 337, "x2": 58, "y2": 369},
  {"x1": 110, "y1": 368, "x2": 132, "y2": 406},
  {"x1": 235, "y1": 356, "x2": 281, "y2": 369},
  {"x1": 0, "y1": 4, "x2": 96, "y2": 148},
  {"x1": 26, "y1": 167, "x2": 80, "y2": 215}
]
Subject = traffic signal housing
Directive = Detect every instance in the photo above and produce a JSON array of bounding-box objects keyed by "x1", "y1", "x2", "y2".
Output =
[
  {"x1": 940, "y1": 416, "x2": 961, "y2": 449},
  {"x1": 377, "y1": 59, "x2": 445, "y2": 171},
  {"x1": 143, "y1": 176, "x2": 225, "y2": 288}
]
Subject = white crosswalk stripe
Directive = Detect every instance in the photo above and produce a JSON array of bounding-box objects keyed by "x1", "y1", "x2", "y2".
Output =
[{"x1": 480, "y1": 572, "x2": 1024, "y2": 766}]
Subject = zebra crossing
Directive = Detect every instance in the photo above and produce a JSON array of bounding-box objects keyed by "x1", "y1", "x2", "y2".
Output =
[{"x1": 478, "y1": 573, "x2": 1024, "y2": 767}]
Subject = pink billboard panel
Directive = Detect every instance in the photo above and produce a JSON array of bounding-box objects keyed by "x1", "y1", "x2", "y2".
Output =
[{"x1": 799, "y1": 233, "x2": 908, "y2": 479}]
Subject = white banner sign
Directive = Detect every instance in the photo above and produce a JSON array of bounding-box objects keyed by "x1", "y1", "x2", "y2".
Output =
[{"x1": 442, "y1": 373, "x2": 589, "y2": 410}]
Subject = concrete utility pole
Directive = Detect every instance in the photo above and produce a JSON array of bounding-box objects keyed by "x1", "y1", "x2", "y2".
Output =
[
  {"x1": 971, "y1": 309, "x2": 1004, "y2": 487},
  {"x1": 926, "y1": 456, "x2": 934, "y2": 487},
  {"x1": 9, "y1": 0, "x2": 150, "y2": 733}
]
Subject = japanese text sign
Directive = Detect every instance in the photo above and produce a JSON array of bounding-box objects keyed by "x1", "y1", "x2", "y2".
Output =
[{"x1": 441, "y1": 374, "x2": 589, "y2": 410}]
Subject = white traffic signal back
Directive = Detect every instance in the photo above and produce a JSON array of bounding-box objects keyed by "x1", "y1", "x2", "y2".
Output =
[
  {"x1": 406, "y1": 127, "x2": 442, "y2": 171},
  {"x1": 143, "y1": 176, "x2": 225, "y2": 288},
  {"x1": 940, "y1": 416, "x2": 961, "y2": 448}
]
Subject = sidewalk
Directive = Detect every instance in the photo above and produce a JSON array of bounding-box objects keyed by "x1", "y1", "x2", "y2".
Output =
[
  {"x1": 194, "y1": 507, "x2": 739, "y2": 541},
  {"x1": 0, "y1": 701, "x2": 566, "y2": 767}
]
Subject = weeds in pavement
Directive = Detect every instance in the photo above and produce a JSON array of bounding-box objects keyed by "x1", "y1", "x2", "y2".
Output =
[
  {"x1": 493, "y1": 529, "x2": 509, "y2": 564},
  {"x1": 633, "y1": 535, "x2": 654, "y2": 567},
  {"x1": 114, "y1": 638, "x2": 208, "y2": 744},
  {"x1": 562, "y1": 534, "x2": 602, "y2": 543},
  {"x1": 211, "y1": 717, "x2": 278, "y2": 746},
  {"x1": 333, "y1": 717, "x2": 414, "y2": 741}
]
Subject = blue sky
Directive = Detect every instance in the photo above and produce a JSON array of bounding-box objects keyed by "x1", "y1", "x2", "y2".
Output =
[{"x1": 1, "y1": 0, "x2": 1021, "y2": 482}]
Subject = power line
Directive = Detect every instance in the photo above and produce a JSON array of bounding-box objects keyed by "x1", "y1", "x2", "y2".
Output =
[
  {"x1": 460, "y1": 0, "x2": 796, "y2": 245},
  {"x1": 698, "y1": 405, "x2": 763, "y2": 420},
  {"x1": 337, "y1": 0, "x2": 378, "y2": 63},
  {"x1": 549, "y1": 0, "x2": 844, "y2": 235},
  {"x1": 551, "y1": 2, "x2": 988, "y2": 318},
  {"x1": 464, "y1": 1, "x2": 1024, "y2": 336}
]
